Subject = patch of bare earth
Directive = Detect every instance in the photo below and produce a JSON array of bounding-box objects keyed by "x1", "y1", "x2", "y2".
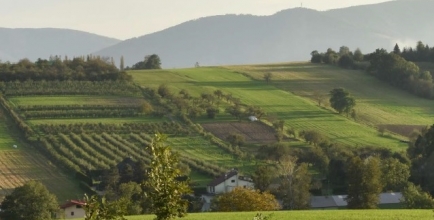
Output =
[
  {"x1": 201, "y1": 122, "x2": 277, "y2": 144},
  {"x1": 379, "y1": 124, "x2": 427, "y2": 137}
]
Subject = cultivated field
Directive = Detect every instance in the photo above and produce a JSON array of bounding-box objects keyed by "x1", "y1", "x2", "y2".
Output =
[
  {"x1": 168, "y1": 136, "x2": 256, "y2": 175},
  {"x1": 0, "y1": 109, "x2": 84, "y2": 202},
  {"x1": 229, "y1": 63, "x2": 434, "y2": 132},
  {"x1": 130, "y1": 68, "x2": 407, "y2": 150},
  {"x1": 202, "y1": 122, "x2": 277, "y2": 144},
  {"x1": 73, "y1": 210, "x2": 433, "y2": 220}
]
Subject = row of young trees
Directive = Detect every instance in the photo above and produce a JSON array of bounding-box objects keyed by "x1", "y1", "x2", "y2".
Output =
[
  {"x1": 0, "y1": 56, "x2": 132, "y2": 82},
  {"x1": 0, "y1": 80, "x2": 141, "y2": 96},
  {"x1": 35, "y1": 121, "x2": 190, "y2": 135}
]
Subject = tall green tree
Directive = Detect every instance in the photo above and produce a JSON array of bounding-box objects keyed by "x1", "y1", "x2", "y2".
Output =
[
  {"x1": 252, "y1": 165, "x2": 276, "y2": 192},
  {"x1": 407, "y1": 124, "x2": 434, "y2": 192},
  {"x1": 393, "y1": 43, "x2": 401, "y2": 54},
  {"x1": 381, "y1": 158, "x2": 410, "y2": 192},
  {"x1": 353, "y1": 48, "x2": 364, "y2": 62},
  {"x1": 0, "y1": 181, "x2": 58, "y2": 220},
  {"x1": 401, "y1": 183, "x2": 434, "y2": 209},
  {"x1": 277, "y1": 156, "x2": 311, "y2": 210},
  {"x1": 120, "y1": 56, "x2": 125, "y2": 71},
  {"x1": 143, "y1": 134, "x2": 191, "y2": 220},
  {"x1": 329, "y1": 88, "x2": 356, "y2": 115},
  {"x1": 346, "y1": 156, "x2": 382, "y2": 209},
  {"x1": 144, "y1": 54, "x2": 162, "y2": 69},
  {"x1": 83, "y1": 194, "x2": 127, "y2": 220}
]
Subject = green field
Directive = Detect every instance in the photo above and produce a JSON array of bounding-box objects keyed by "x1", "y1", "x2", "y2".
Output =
[
  {"x1": 130, "y1": 68, "x2": 407, "y2": 150},
  {"x1": 73, "y1": 210, "x2": 433, "y2": 220},
  {"x1": 229, "y1": 63, "x2": 434, "y2": 127},
  {"x1": 168, "y1": 136, "x2": 256, "y2": 174}
]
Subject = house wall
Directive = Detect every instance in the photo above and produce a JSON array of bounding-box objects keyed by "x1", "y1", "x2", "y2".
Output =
[
  {"x1": 210, "y1": 175, "x2": 255, "y2": 194},
  {"x1": 63, "y1": 206, "x2": 85, "y2": 219}
]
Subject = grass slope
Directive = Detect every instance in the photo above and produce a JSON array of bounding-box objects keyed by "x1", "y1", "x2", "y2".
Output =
[
  {"x1": 73, "y1": 210, "x2": 433, "y2": 220},
  {"x1": 230, "y1": 63, "x2": 434, "y2": 127},
  {"x1": 130, "y1": 68, "x2": 406, "y2": 150}
]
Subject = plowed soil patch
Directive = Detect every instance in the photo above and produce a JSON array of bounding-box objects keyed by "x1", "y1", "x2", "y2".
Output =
[
  {"x1": 379, "y1": 124, "x2": 427, "y2": 137},
  {"x1": 201, "y1": 122, "x2": 277, "y2": 144}
]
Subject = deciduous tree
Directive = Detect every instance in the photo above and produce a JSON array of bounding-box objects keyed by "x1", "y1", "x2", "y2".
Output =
[
  {"x1": 381, "y1": 158, "x2": 410, "y2": 192},
  {"x1": 143, "y1": 134, "x2": 191, "y2": 220},
  {"x1": 0, "y1": 181, "x2": 59, "y2": 220},
  {"x1": 211, "y1": 187, "x2": 280, "y2": 211},
  {"x1": 401, "y1": 183, "x2": 434, "y2": 209},
  {"x1": 329, "y1": 88, "x2": 356, "y2": 115},
  {"x1": 346, "y1": 156, "x2": 382, "y2": 209},
  {"x1": 252, "y1": 165, "x2": 276, "y2": 192},
  {"x1": 277, "y1": 156, "x2": 311, "y2": 210}
]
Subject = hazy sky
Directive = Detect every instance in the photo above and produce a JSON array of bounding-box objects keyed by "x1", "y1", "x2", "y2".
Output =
[{"x1": 2, "y1": 0, "x2": 390, "y2": 40}]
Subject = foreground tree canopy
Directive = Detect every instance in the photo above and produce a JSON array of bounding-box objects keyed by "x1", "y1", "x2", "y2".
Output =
[
  {"x1": 144, "y1": 134, "x2": 191, "y2": 220},
  {"x1": 0, "y1": 180, "x2": 59, "y2": 220}
]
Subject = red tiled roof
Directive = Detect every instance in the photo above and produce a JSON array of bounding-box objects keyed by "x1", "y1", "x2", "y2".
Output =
[
  {"x1": 207, "y1": 170, "x2": 238, "y2": 187},
  {"x1": 60, "y1": 200, "x2": 86, "y2": 209}
]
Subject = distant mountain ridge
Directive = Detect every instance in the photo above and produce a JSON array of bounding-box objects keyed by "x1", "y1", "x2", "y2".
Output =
[
  {"x1": 0, "y1": 28, "x2": 120, "y2": 62},
  {"x1": 94, "y1": 0, "x2": 434, "y2": 68}
]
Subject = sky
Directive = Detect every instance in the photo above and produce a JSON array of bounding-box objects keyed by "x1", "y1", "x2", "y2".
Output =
[{"x1": 1, "y1": 0, "x2": 391, "y2": 40}]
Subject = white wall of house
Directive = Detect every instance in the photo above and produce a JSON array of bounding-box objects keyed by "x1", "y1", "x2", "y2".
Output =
[
  {"x1": 63, "y1": 205, "x2": 85, "y2": 219},
  {"x1": 208, "y1": 175, "x2": 254, "y2": 194}
]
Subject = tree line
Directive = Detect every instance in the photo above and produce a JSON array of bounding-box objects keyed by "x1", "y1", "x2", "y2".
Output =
[
  {"x1": 310, "y1": 42, "x2": 434, "y2": 99},
  {"x1": 0, "y1": 56, "x2": 131, "y2": 82}
]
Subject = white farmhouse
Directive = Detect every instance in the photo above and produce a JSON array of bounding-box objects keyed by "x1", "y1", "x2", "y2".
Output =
[
  {"x1": 58, "y1": 200, "x2": 86, "y2": 219},
  {"x1": 206, "y1": 169, "x2": 254, "y2": 194}
]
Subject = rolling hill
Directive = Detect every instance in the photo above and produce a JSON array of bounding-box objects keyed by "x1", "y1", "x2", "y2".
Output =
[
  {"x1": 94, "y1": 0, "x2": 434, "y2": 68},
  {"x1": 0, "y1": 28, "x2": 120, "y2": 62}
]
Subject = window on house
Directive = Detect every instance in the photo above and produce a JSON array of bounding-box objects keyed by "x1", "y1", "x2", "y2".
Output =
[
  {"x1": 71, "y1": 212, "x2": 74, "y2": 216},
  {"x1": 76, "y1": 205, "x2": 82, "y2": 209},
  {"x1": 231, "y1": 180, "x2": 235, "y2": 183}
]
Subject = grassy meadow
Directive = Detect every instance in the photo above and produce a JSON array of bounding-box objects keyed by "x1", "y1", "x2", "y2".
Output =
[
  {"x1": 73, "y1": 210, "x2": 433, "y2": 220},
  {"x1": 130, "y1": 67, "x2": 407, "y2": 150},
  {"x1": 229, "y1": 63, "x2": 434, "y2": 127}
]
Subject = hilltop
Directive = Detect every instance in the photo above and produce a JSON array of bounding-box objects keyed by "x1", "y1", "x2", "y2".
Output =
[
  {"x1": 95, "y1": 0, "x2": 434, "y2": 68},
  {"x1": 0, "y1": 28, "x2": 120, "y2": 62}
]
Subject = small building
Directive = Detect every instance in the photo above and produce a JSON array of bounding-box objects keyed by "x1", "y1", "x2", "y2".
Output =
[
  {"x1": 206, "y1": 169, "x2": 254, "y2": 194},
  {"x1": 59, "y1": 200, "x2": 86, "y2": 219}
]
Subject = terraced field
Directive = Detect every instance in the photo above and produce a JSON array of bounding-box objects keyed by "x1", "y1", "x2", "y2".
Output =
[
  {"x1": 229, "y1": 63, "x2": 434, "y2": 131},
  {"x1": 0, "y1": 109, "x2": 84, "y2": 202},
  {"x1": 130, "y1": 68, "x2": 407, "y2": 150}
]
